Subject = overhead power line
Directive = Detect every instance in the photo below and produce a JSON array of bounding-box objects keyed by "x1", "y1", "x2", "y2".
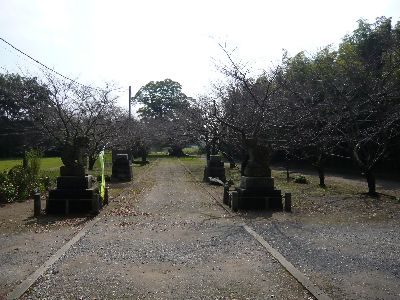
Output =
[{"x1": 0, "y1": 36, "x2": 104, "y2": 92}]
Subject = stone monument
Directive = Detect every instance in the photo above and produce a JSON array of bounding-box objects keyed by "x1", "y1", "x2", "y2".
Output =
[
  {"x1": 228, "y1": 138, "x2": 282, "y2": 211},
  {"x1": 112, "y1": 149, "x2": 133, "y2": 164},
  {"x1": 47, "y1": 137, "x2": 100, "y2": 214},
  {"x1": 111, "y1": 153, "x2": 133, "y2": 182},
  {"x1": 203, "y1": 155, "x2": 226, "y2": 183}
]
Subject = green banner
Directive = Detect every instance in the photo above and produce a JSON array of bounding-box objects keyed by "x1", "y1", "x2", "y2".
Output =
[{"x1": 99, "y1": 150, "x2": 105, "y2": 201}]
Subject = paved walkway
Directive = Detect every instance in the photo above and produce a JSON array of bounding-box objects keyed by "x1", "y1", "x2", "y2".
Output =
[{"x1": 22, "y1": 160, "x2": 311, "y2": 299}]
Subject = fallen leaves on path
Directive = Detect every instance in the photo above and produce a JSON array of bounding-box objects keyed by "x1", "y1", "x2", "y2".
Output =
[
  {"x1": 105, "y1": 205, "x2": 150, "y2": 217},
  {"x1": 24, "y1": 216, "x2": 90, "y2": 233}
]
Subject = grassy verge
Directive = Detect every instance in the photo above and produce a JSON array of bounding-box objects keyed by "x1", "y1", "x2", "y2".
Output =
[
  {"x1": 180, "y1": 156, "x2": 400, "y2": 214},
  {"x1": 183, "y1": 146, "x2": 202, "y2": 156},
  {"x1": 0, "y1": 157, "x2": 63, "y2": 172},
  {"x1": 179, "y1": 156, "x2": 205, "y2": 180}
]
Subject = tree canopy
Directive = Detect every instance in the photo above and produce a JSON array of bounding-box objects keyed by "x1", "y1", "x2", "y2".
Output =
[{"x1": 134, "y1": 79, "x2": 188, "y2": 119}]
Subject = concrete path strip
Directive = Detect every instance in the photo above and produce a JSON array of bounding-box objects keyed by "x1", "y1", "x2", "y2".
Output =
[
  {"x1": 6, "y1": 216, "x2": 101, "y2": 300},
  {"x1": 243, "y1": 224, "x2": 332, "y2": 300}
]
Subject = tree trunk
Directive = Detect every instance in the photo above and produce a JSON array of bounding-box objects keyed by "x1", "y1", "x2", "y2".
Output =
[
  {"x1": 23, "y1": 150, "x2": 28, "y2": 169},
  {"x1": 353, "y1": 147, "x2": 377, "y2": 195},
  {"x1": 313, "y1": 153, "x2": 326, "y2": 187},
  {"x1": 169, "y1": 146, "x2": 185, "y2": 157},
  {"x1": 285, "y1": 154, "x2": 291, "y2": 182},
  {"x1": 317, "y1": 167, "x2": 325, "y2": 187},
  {"x1": 211, "y1": 142, "x2": 217, "y2": 155},
  {"x1": 241, "y1": 154, "x2": 249, "y2": 176},
  {"x1": 88, "y1": 156, "x2": 96, "y2": 171},
  {"x1": 365, "y1": 170, "x2": 377, "y2": 196},
  {"x1": 141, "y1": 152, "x2": 149, "y2": 164}
]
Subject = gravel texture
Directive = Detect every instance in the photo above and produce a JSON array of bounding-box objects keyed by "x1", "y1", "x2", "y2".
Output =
[
  {"x1": 0, "y1": 229, "x2": 79, "y2": 299},
  {"x1": 22, "y1": 160, "x2": 311, "y2": 299},
  {"x1": 0, "y1": 198, "x2": 88, "y2": 299},
  {"x1": 249, "y1": 216, "x2": 400, "y2": 299},
  {"x1": 199, "y1": 162, "x2": 400, "y2": 300}
]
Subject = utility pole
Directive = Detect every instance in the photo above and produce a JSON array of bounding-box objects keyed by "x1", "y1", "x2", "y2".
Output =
[{"x1": 128, "y1": 86, "x2": 132, "y2": 119}]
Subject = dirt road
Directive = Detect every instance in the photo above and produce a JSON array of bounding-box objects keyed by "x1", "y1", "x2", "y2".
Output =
[{"x1": 21, "y1": 160, "x2": 312, "y2": 299}]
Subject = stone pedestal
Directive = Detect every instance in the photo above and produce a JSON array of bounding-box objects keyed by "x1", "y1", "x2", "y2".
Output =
[
  {"x1": 47, "y1": 173, "x2": 100, "y2": 215},
  {"x1": 111, "y1": 154, "x2": 133, "y2": 182},
  {"x1": 228, "y1": 176, "x2": 282, "y2": 211},
  {"x1": 226, "y1": 138, "x2": 283, "y2": 211},
  {"x1": 203, "y1": 155, "x2": 226, "y2": 183}
]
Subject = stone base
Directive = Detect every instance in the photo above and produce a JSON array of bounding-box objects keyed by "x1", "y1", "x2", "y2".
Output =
[
  {"x1": 203, "y1": 155, "x2": 226, "y2": 182},
  {"x1": 47, "y1": 186, "x2": 100, "y2": 215},
  {"x1": 234, "y1": 187, "x2": 282, "y2": 210},
  {"x1": 60, "y1": 165, "x2": 85, "y2": 176},
  {"x1": 203, "y1": 166, "x2": 226, "y2": 182},
  {"x1": 56, "y1": 175, "x2": 94, "y2": 189},
  {"x1": 240, "y1": 176, "x2": 274, "y2": 189},
  {"x1": 111, "y1": 164, "x2": 133, "y2": 182},
  {"x1": 227, "y1": 176, "x2": 283, "y2": 211}
]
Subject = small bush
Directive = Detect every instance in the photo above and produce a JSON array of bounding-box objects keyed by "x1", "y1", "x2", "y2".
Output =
[
  {"x1": 0, "y1": 149, "x2": 43, "y2": 203},
  {"x1": 8, "y1": 165, "x2": 30, "y2": 200},
  {"x1": 294, "y1": 175, "x2": 309, "y2": 184},
  {"x1": 40, "y1": 176, "x2": 51, "y2": 191},
  {"x1": 0, "y1": 171, "x2": 17, "y2": 203}
]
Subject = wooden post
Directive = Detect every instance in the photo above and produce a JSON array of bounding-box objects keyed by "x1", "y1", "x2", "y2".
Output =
[
  {"x1": 34, "y1": 192, "x2": 41, "y2": 216},
  {"x1": 284, "y1": 193, "x2": 292, "y2": 212}
]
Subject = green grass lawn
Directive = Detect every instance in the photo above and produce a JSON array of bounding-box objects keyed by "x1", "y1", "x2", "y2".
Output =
[
  {"x1": 181, "y1": 156, "x2": 365, "y2": 201},
  {"x1": 183, "y1": 146, "x2": 202, "y2": 155},
  {"x1": 0, "y1": 152, "x2": 159, "y2": 176},
  {"x1": 0, "y1": 157, "x2": 62, "y2": 172},
  {"x1": 0, "y1": 158, "x2": 23, "y2": 171}
]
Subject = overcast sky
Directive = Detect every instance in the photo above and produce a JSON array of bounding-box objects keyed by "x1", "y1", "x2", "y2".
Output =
[{"x1": 1, "y1": 0, "x2": 400, "y2": 108}]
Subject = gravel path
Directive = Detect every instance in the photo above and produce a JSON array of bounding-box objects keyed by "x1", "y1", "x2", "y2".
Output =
[
  {"x1": 198, "y1": 163, "x2": 400, "y2": 299},
  {"x1": 22, "y1": 160, "x2": 312, "y2": 299},
  {"x1": 0, "y1": 229, "x2": 78, "y2": 299},
  {"x1": 0, "y1": 198, "x2": 88, "y2": 299},
  {"x1": 249, "y1": 217, "x2": 400, "y2": 299}
]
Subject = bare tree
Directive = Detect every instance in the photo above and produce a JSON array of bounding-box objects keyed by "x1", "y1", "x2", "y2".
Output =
[
  {"x1": 28, "y1": 73, "x2": 121, "y2": 170},
  {"x1": 200, "y1": 44, "x2": 287, "y2": 172}
]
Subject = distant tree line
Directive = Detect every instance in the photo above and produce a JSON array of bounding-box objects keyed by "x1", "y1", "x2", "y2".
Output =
[{"x1": 189, "y1": 17, "x2": 400, "y2": 195}]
